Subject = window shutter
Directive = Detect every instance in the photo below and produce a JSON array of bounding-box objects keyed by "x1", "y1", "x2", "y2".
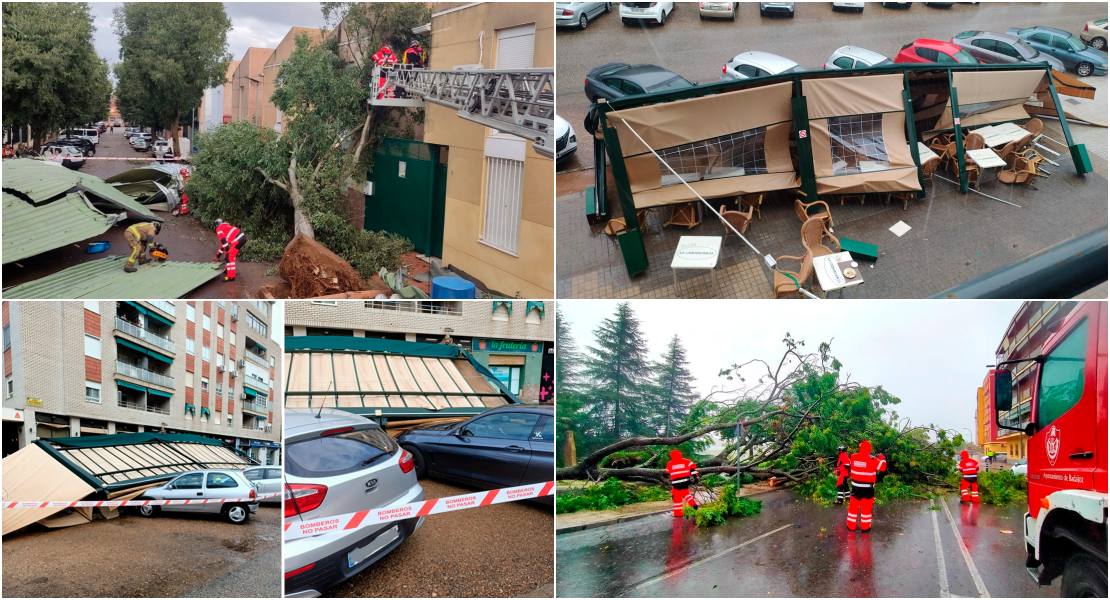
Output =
[
  {"x1": 495, "y1": 24, "x2": 536, "y2": 70},
  {"x1": 481, "y1": 157, "x2": 524, "y2": 255}
]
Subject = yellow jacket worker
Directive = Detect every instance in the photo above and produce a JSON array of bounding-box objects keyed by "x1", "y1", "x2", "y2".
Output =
[{"x1": 124, "y1": 222, "x2": 161, "y2": 273}]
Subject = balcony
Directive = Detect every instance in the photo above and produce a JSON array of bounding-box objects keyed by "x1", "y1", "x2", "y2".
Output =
[
  {"x1": 245, "y1": 348, "x2": 268, "y2": 368},
  {"x1": 117, "y1": 398, "x2": 170, "y2": 416},
  {"x1": 146, "y1": 301, "x2": 177, "y2": 318},
  {"x1": 116, "y1": 360, "x2": 175, "y2": 389},
  {"x1": 241, "y1": 399, "x2": 269, "y2": 415},
  {"x1": 241, "y1": 423, "x2": 267, "y2": 432},
  {"x1": 115, "y1": 317, "x2": 175, "y2": 353}
]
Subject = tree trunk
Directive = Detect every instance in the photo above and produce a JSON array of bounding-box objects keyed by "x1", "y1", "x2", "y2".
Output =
[
  {"x1": 288, "y1": 156, "x2": 315, "y2": 239},
  {"x1": 171, "y1": 115, "x2": 180, "y2": 156}
]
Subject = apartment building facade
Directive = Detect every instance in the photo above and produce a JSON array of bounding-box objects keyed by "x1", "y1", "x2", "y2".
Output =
[
  {"x1": 284, "y1": 300, "x2": 554, "y2": 403},
  {"x1": 2, "y1": 301, "x2": 282, "y2": 464},
  {"x1": 231, "y1": 48, "x2": 276, "y2": 127},
  {"x1": 199, "y1": 60, "x2": 240, "y2": 133}
]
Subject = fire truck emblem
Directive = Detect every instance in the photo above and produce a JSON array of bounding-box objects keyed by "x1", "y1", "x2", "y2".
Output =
[{"x1": 1046, "y1": 425, "x2": 1061, "y2": 466}]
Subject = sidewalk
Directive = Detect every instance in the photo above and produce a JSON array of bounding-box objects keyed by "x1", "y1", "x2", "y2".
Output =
[{"x1": 556, "y1": 481, "x2": 779, "y2": 534}]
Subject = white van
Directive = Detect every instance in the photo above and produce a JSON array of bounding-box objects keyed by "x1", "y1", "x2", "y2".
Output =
[{"x1": 74, "y1": 128, "x2": 100, "y2": 145}]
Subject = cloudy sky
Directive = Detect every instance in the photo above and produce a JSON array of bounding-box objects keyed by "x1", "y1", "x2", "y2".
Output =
[
  {"x1": 89, "y1": 2, "x2": 328, "y2": 77},
  {"x1": 559, "y1": 300, "x2": 1024, "y2": 442}
]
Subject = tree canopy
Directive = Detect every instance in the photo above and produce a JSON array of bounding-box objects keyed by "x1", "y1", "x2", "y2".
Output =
[{"x1": 2, "y1": 2, "x2": 111, "y2": 148}]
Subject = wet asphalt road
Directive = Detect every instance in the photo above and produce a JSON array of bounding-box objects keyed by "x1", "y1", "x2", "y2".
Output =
[
  {"x1": 1, "y1": 129, "x2": 281, "y2": 297},
  {"x1": 2, "y1": 506, "x2": 281, "y2": 598},
  {"x1": 325, "y1": 479, "x2": 554, "y2": 598},
  {"x1": 555, "y1": 1, "x2": 1108, "y2": 175},
  {"x1": 555, "y1": 489, "x2": 1059, "y2": 598}
]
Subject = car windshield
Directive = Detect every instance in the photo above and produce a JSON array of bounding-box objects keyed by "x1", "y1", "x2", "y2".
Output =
[
  {"x1": 1064, "y1": 34, "x2": 1085, "y2": 52},
  {"x1": 286, "y1": 427, "x2": 397, "y2": 477},
  {"x1": 645, "y1": 75, "x2": 693, "y2": 92}
]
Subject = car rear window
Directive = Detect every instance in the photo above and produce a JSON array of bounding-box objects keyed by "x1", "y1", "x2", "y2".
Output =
[
  {"x1": 646, "y1": 76, "x2": 693, "y2": 93},
  {"x1": 784, "y1": 65, "x2": 807, "y2": 74},
  {"x1": 286, "y1": 427, "x2": 398, "y2": 478},
  {"x1": 207, "y1": 472, "x2": 239, "y2": 489},
  {"x1": 873, "y1": 58, "x2": 893, "y2": 67},
  {"x1": 244, "y1": 469, "x2": 265, "y2": 481}
]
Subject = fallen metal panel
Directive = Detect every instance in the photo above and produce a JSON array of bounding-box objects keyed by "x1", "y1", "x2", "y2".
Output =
[
  {"x1": 103, "y1": 164, "x2": 183, "y2": 185},
  {"x1": 1, "y1": 444, "x2": 96, "y2": 535},
  {"x1": 1, "y1": 159, "x2": 159, "y2": 219},
  {"x1": 3, "y1": 191, "x2": 114, "y2": 264},
  {"x1": 3, "y1": 256, "x2": 222, "y2": 299}
]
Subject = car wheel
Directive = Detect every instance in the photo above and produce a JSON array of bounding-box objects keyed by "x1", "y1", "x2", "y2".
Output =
[
  {"x1": 578, "y1": 14, "x2": 588, "y2": 29},
  {"x1": 1077, "y1": 62, "x2": 1093, "y2": 77},
  {"x1": 759, "y1": 7, "x2": 765, "y2": 16},
  {"x1": 731, "y1": 4, "x2": 737, "y2": 20},
  {"x1": 604, "y1": 2, "x2": 611, "y2": 13},
  {"x1": 138, "y1": 504, "x2": 159, "y2": 518},
  {"x1": 1092, "y1": 37, "x2": 1106, "y2": 51},
  {"x1": 225, "y1": 504, "x2": 250, "y2": 524},
  {"x1": 1061, "y1": 554, "x2": 1108, "y2": 598},
  {"x1": 699, "y1": 12, "x2": 705, "y2": 19},
  {"x1": 621, "y1": 17, "x2": 628, "y2": 25},
  {"x1": 404, "y1": 444, "x2": 429, "y2": 478},
  {"x1": 659, "y1": 9, "x2": 667, "y2": 25}
]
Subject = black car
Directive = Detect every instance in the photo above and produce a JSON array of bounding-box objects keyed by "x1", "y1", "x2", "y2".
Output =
[
  {"x1": 584, "y1": 62, "x2": 695, "y2": 103},
  {"x1": 55, "y1": 136, "x2": 95, "y2": 156},
  {"x1": 396, "y1": 404, "x2": 554, "y2": 505}
]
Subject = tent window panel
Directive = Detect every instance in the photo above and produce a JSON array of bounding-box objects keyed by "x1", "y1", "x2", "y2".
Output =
[
  {"x1": 655, "y1": 126, "x2": 769, "y2": 187},
  {"x1": 828, "y1": 113, "x2": 890, "y2": 175}
]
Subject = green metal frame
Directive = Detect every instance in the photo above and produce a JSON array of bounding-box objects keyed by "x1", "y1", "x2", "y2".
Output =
[{"x1": 948, "y1": 71, "x2": 968, "y2": 193}]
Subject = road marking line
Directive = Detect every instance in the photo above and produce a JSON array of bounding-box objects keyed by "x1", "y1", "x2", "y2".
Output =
[
  {"x1": 624, "y1": 523, "x2": 792, "y2": 595},
  {"x1": 931, "y1": 497, "x2": 951, "y2": 598},
  {"x1": 940, "y1": 495, "x2": 991, "y2": 598}
]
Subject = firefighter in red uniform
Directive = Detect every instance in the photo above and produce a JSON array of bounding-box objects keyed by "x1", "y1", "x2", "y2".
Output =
[
  {"x1": 178, "y1": 168, "x2": 190, "y2": 215},
  {"x1": 958, "y1": 450, "x2": 980, "y2": 503},
  {"x1": 371, "y1": 45, "x2": 398, "y2": 99},
  {"x1": 212, "y1": 218, "x2": 245, "y2": 282},
  {"x1": 835, "y1": 445, "x2": 850, "y2": 505},
  {"x1": 846, "y1": 440, "x2": 886, "y2": 531},
  {"x1": 402, "y1": 40, "x2": 427, "y2": 68},
  {"x1": 665, "y1": 450, "x2": 699, "y2": 517}
]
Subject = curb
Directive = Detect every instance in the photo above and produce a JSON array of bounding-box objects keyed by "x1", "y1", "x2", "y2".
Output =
[{"x1": 555, "y1": 486, "x2": 780, "y2": 535}]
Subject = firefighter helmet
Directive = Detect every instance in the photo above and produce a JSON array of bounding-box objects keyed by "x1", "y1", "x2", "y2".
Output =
[
  {"x1": 153, "y1": 221, "x2": 162, "y2": 235},
  {"x1": 179, "y1": 167, "x2": 189, "y2": 176},
  {"x1": 214, "y1": 218, "x2": 224, "y2": 230}
]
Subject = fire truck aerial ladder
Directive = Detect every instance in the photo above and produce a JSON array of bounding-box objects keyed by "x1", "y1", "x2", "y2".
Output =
[{"x1": 369, "y1": 65, "x2": 555, "y2": 159}]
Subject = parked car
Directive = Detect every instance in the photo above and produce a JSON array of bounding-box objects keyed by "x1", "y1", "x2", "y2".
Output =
[
  {"x1": 951, "y1": 30, "x2": 1065, "y2": 71},
  {"x1": 243, "y1": 466, "x2": 283, "y2": 504},
  {"x1": 620, "y1": 2, "x2": 674, "y2": 26},
  {"x1": 881, "y1": 2, "x2": 912, "y2": 7},
  {"x1": 1080, "y1": 18, "x2": 1107, "y2": 51},
  {"x1": 832, "y1": 2, "x2": 864, "y2": 13},
  {"x1": 54, "y1": 136, "x2": 96, "y2": 156},
  {"x1": 1010, "y1": 458, "x2": 1028, "y2": 476},
  {"x1": 132, "y1": 133, "x2": 153, "y2": 151},
  {"x1": 556, "y1": 114, "x2": 578, "y2": 165},
  {"x1": 41, "y1": 144, "x2": 86, "y2": 170},
  {"x1": 283, "y1": 408, "x2": 424, "y2": 598},
  {"x1": 124, "y1": 127, "x2": 139, "y2": 139},
  {"x1": 556, "y1": 2, "x2": 611, "y2": 30},
  {"x1": 137, "y1": 469, "x2": 259, "y2": 524},
  {"x1": 759, "y1": 2, "x2": 794, "y2": 17},
  {"x1": 396, "y1": 404, "x2": 554, "y2": 506},
  {"x1": 825, "y1": 46, "x2": 893, "y2": 69},
  {"x1": 585, "y1": 62, "x2": 695, "y2": 103},
  {"x1": 1006, "y1": 26, "x2": 1108, "y2": 76},
  {"x1": 895, "y1": 39, "x2": 981, "y2": 64},
  {"x1": 700, "y1": 2, "x2": 739, "y2": 21},
  {"x1": 722, "y1": 50, "x2": 805, "y2": 81},
  {"x1": 71, "y1": 127, "x2": 99, "y2": 146}
]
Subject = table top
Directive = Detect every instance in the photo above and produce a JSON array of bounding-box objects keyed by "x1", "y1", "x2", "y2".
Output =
[
  {"x1": 671, "y1": 236, "x2": 723, "y2": 269},
  {"x1": 966, "y1": 148, "x2": 1008, "y2": 168},
  {"x1": 917, "y1": 142, "x2": 939, "y2": 162},
  {"x1": 972, "y1": 124, "x2": 1027, "y2": 148},
  {"x1": 814, "y1": 251, "x2": 864, "y2": 291}
]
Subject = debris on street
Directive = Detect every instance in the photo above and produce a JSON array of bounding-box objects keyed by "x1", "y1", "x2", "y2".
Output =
[{"x1": 2, "y1": 255, "x2": 223, "y2": 299}]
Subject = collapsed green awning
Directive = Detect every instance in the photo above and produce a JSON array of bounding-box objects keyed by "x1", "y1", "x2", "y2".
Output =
[
  {"x1": 492, "y1": 300, "x2": 513, "y2": 315},
  {"x1": 3, "y1": 256, "x2": 223, "y2": 299},
  {"x1": 115, "y1": 335, "x2": 173, "y2": 365},
  {"x1": 184, "y1": 403, "x2": 195, "y2": 416},
  {"x1": 200, "y1": 407, "x2": 211, "y2": 418},
  {"x1": 115, "y1": 379, "x2": 146, "y2": 393},
  {"x1": 147, "y1": 388, "x2": 173, "y2": 399},
  {"x1": 526, "y1": 301, "x2": 545, "y2": 319}
]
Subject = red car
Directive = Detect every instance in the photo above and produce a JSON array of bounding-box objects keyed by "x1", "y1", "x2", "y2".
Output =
[{"x1": 895, "y1": 39, "x2": 982, "y2": 65}]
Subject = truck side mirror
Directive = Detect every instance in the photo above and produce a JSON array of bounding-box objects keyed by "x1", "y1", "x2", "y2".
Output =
[
  {"x1": 1024, "y1": 422, "x2": 1036, "y2": 437},
  {"x1": 993, "y1": 369, "x2": 1013, "y2": 412}
]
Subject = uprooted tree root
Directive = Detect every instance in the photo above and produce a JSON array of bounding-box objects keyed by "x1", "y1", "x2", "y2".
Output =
[{"x1": 274, "y1": 233, "x2": 368, "y2": 298}]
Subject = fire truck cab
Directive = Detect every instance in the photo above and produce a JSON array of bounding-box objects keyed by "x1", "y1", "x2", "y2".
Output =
[{"x1": 990, "y1": 301, "x2": 1107, "y2": 597}]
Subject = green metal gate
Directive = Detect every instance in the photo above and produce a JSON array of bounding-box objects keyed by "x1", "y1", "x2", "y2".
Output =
[{"x1": 365, "y1": 138, "x2": 446, "y2": 257}]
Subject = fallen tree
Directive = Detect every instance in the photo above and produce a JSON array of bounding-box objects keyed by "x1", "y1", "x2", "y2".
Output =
[{"x1": 557, "y1": 335, "x2": 964, "y2": 489}]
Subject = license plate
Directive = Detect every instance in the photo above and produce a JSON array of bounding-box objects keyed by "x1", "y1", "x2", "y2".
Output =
[
  {"x1": 630, "y1": 7, "x2": 644, "y2": 12},
  {"x1": 347, "y1": 525, "x2": 399, "y2": 568},
  {"x1": 710, "y1": 4, "x2": 725, "y2": 9}
]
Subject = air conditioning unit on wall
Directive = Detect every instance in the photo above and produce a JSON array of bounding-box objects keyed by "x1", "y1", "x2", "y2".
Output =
[{"x1": 231, "y1": 314, "x2": 238, "y2": 322}]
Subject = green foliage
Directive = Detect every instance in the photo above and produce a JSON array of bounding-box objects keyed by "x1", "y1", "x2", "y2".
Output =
[
  {"x1": 976, "y1": 470, "x2": 1028, "y2": 506},
  {"x1": 3, "y1": 3, "x2": 112, "y2": 145},
  {"x1": 555, "y1": 478, "x2": 669, "y2": 514},
  {"x1": 685, "y1": 482, "x2": 762, "y2": 528},
  {"x1": 599, "y1": 451, "x2": 653, "y2": 470},
  {"x1": 698, "y1": 473, "x2": 729, "y2": 488},
  {"x1": 579, "y1": 303, "x2": 655, "y2": 450},
  {"x1": 645, "y1": 335, "x2": 698, "y2": 437}
]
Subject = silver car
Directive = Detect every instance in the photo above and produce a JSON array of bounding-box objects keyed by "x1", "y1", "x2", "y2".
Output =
[
  {"x1": 244, "y1": 466, "x2": 283, "y2": 504},
  {"x1": 722, "y1": 50, "x2": 806, "y2": 81},
  {"x1": 759, "y1": 2, "x2": 794, "y2": 17},
  {"x1": 138, "y1": 469, "x2": 260, "y2": 524},
  {"x1": 825, "y1": 45, "x2": 893, "y2": 69},
  {"x1": 700, "y1": 2, "x2": 738, "y2": 21},
  {"x1": 556, "y1": 2, "x2": 611, "y2": 30},
  {"x1": 283, "y1": 408, "x2": 424, "y2": 598},
  {"x1": 951, "y1": 30, "x2": 1065, "y2": 72}
]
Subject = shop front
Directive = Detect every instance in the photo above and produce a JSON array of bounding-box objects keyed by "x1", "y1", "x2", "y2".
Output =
[{"x1": 470, "y1": 338, "x2": 548, "y2": 402}]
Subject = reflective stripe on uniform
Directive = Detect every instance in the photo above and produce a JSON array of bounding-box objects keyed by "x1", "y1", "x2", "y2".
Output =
[{"x1": 851, "y1": 481, "x2": 874, "y2": 487}]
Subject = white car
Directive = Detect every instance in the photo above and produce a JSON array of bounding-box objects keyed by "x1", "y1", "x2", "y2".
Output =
[
  {"x1": 700, "y1": 2, "x2": 738, "y2": 20},
  {"x1": 825, "y1": 45, "x2": 893, "y2": 69},
  {"x1": 1011, "y1": 458, "x2": 1028, "y2": 476},
  {"x1": 620, "y1": 2, "x2": 674, "y2": 26},
  {"x1": 72, "y1": 127, "x2": 99, "y2": 145},
  {"x1": 721, "y1": 50, "x2": 806, "y2": 81},
  {"x1": 833, "y1": 2, "x2": 865, "y2": 12},
  {"x1": 555, "y1": 115, "x2": 578, "y2": 165}
]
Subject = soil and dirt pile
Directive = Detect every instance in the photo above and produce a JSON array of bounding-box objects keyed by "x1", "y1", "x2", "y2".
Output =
[{"x1": 272, "y1": 233, "x2": 369, "y2": 298}]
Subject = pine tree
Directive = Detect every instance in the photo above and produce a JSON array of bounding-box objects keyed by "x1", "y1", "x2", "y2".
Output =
[
  {"x1": 650, "y1": 335, "x2": 698, "y2": 437},
  {"x1": 582, "y1": 302, "x2": 653, "y2": 445},
  {"x1": 555, "y1": 307, "x2": 583, "y2": 394}
]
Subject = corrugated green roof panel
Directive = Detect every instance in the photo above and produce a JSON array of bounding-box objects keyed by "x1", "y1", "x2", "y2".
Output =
[
  {"x1": 3, "y1": 192, "x2": 113, "y2": 264},
  {"x1": 3, "y1": 256, "x2": 222, "y2": 299},
  {"x1": 1, "y1": 159, "x2": 159, "y2": 220},
  {"x1": 103, "y1": 164, "x2": 181, "y2": 185}
]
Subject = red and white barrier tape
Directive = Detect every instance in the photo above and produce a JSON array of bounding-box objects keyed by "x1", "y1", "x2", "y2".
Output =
[
  {"x1": 284, "y1": 481, "x2": 554, "y2": 541},
  {"x1": 82, "y1": 157, "x2": 187, "y2": 161},
  {"x1": 3, "y1": 492, "x2": 280, "y2": 509}
]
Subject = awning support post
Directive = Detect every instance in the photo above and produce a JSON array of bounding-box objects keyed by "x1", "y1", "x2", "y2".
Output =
[
  {"x1": 903, "y1": 73, "x2": 926, "y2": 199},
  {"x1": 947, "y1": 72, "x2": 968, "y2": 193},
  {"x1": 600, "y1": 104, "x2": 650, "y2": 277},
  {"x1": 1045, "y1": 67, "x2": 1092, "y2": 175},
  {"x1": 791, "y1": 81, "x2": 818, "y2": 201}
]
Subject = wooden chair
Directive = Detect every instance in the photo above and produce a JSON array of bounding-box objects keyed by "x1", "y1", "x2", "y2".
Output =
[
  {"x1": 795, "y1": 198, "x2": 834, "y2": 228},
  {"x1": 964, "y1": 133, "x2": 986, "y2": 151},
  {"x1": 740, "y1": 193, "x2": 765, "y2": 220},
  {"x1": 921, "y1": 156, "x2": 941, "y2": 184},
  {"x1": 999, "y1": 156, "x2": 1038, "y2": 190},
  {"x1": 772, "y1": 252, "x2": 813, "y2": 299},
  {"x1": 939, "y1": 142, "x2": 958, "y2": 174},
  {"x1": 1025, "y1": 118, "x2": 1043, "y2": 138},
  {"x1": 888, "y1": 191, "x2": 916, "y2": 210},
  {"x1": 840, "y1": 193, "x2": 865, "y2": 205},
  {"x1": 718, "y1": 203, "x2": 753, "y2": 241},
  {"x1": 800, "y1": 215, "x2": 840, "y2": 259},
  {"x1": 664, "y1": 202, "x2": 700, "y2": 229},
  {"x1": 993, "y1": 141, "x2": 1017, "y2": 165}
]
